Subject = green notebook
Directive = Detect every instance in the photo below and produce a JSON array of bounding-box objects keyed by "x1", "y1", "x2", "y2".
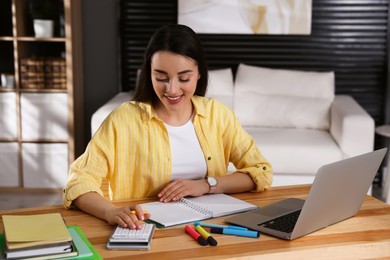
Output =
[
  {"x1": 0, "y1": 226, "x2": 101, "y2": 260},
  {"x1": 67, "y1": 226, "x2": 102, "y2": 260}
]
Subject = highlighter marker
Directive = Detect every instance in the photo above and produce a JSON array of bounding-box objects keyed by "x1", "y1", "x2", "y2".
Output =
[
  {"x1": 130, "y1": 210, "x2": 148, "y2": 215},
  {"x1": 195, "y1": 225, "x2": 218, "y2": 246},
  {"x1": 210, "y1": 227, "x2": 260, "y2": 238},
  {"x1": 185, "y1": 225, "x2": 208, "y2": 246},
  {"x1": 194, "y1": 221, "x2": 248, "y2": 231}
]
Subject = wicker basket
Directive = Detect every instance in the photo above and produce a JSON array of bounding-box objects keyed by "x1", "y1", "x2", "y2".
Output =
[
  {"x1": 20, "y1": 58, "x2": 45, "y2": 89},
  {"x1": 20, "y1": 57, "x2": 67, "y2": 89},
  {"x1": 45, "y1": 58, "x2": 67, "y2": 89}
]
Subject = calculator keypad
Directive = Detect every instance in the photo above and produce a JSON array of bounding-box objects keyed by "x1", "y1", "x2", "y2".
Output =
[{"x1": 110, "y1": 224, "x2": 154, "y2": 243}]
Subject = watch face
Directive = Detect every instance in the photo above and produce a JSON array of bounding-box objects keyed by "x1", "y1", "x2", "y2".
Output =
[{"x1": 208, "y1": 177, "x2": 217, "y2": 186}]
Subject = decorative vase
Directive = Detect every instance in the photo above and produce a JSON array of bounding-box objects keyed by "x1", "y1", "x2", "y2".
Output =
[{"x1": 33, "y1": 19, "x2": 54, "y2": 38}]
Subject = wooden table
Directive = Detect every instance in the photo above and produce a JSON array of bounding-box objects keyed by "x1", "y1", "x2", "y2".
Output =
[{"x1": 1, "y1": 185, "x2": 390, "y2": 259}]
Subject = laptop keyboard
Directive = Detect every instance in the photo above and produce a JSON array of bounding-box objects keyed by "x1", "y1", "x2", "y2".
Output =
[{"x1": 260, "y1": 210, "x2": 301, "y2": 233}]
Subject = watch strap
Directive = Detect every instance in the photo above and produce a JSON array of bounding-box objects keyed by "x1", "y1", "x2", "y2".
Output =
[{"x1": 209, "y1": 185, "x2": 217, "y2": 194}]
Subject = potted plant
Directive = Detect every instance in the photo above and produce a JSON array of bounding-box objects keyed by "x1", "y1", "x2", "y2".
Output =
[{"x1": 29, "y1": 0, "x2": 61, "y2": 38}]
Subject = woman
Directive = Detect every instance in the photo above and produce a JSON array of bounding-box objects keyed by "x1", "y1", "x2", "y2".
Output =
[{"x1": 63, "y1": 24, "x2": 272, "y2": 229}]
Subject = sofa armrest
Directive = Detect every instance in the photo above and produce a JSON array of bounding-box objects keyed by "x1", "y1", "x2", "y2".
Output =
[
  {"x1": 91, "y1": 91, "x2": 134, "y2": 136},
  {"x1": 330, "y1": 95, "x2": 375, "y2": 157}
]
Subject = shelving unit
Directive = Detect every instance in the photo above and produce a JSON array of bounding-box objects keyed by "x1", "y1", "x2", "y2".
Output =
[{"x1": 0, "y1": 0, "x2": 83, "y2": 191}]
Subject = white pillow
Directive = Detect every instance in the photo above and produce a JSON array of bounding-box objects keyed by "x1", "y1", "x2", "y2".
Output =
[
  {"x1": 234, "y1": 64, "x2": 335, "y2": 130},
  {"x1": 206, "y1": 68, "x2": 234, "y2": 109}
]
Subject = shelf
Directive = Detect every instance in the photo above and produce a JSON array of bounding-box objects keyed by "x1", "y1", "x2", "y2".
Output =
[
  {"x1": 20, "y1": 88, "x2": 67, "y2": 93},
  {"x1": 0, "y1": 0, "x2": 83, "y2": 191},
  {"x1": 0, "y1": 0, "x2": 12, "y2": 37},
  {"x1": 0, "y1": 88, "x2": 16, "y2": 92},
  {"x1": 17, "y1": 41, "x2": 66, "y2": 59},
  {"x1": 0, "y1": 139, "x2": 68, "y2": 143},
  {"x1": 0, "y1": 37, "x2": 14, "y2": 41},
  {"x1": 0, "y1": 138, "x2": 18, "y2": 142},
  {"x1": 16, "y1": 37, "x2": 66, "y2": 42},
  {"x1": 0, "y1": 37, "x2": 65, "y2": 42},
  {"x1": 0, "y1": 41, "x2": 14, "y2": 74},
  {"x1": 21, "y1": 139, "x2": 68, "y2": 143}
]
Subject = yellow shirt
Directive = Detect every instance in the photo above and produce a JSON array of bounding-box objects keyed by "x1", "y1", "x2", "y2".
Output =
[{"x1": 63, "y1": 96, "x2": 272, "y2": 208}]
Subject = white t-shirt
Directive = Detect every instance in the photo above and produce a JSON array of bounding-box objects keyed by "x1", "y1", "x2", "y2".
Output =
[{"x1": 164, "y1": 119, "x2": 207, "y2": 180}]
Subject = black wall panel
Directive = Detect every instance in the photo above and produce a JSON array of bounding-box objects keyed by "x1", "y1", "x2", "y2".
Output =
[{"x1": 120, "y1": 0, "x2": 389, "y2": 127}]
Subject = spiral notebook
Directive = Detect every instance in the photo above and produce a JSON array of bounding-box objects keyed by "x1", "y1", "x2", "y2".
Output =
[{"x1": 141, "y1": 194, "x2": 257, "y2": 228}]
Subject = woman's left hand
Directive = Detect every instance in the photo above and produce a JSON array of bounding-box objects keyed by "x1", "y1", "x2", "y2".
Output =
[{"x1": 158, "y1": 179, "x2": 209, "y2": 202}]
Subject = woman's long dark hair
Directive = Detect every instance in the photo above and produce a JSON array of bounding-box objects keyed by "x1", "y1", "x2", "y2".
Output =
[{"x1": 132, "y1": 24, "x2": 208, "y2": 104}]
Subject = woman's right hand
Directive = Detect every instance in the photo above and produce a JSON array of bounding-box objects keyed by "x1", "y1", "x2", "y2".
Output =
[
  {"x1": 104, "y1": 204, "x2": 151, "y2": 229},
  {"x1": 73, "y1": 192, "x2": 151, "y2": 230}
]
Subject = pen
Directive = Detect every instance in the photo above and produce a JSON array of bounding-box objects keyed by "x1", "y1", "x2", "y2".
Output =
[
  {"x1": 195, "y1": 225, "x2": 218, "y2": 246},
  {"x1": 210, "y1": 227, "x2": 260, "y2": 238},
  {"x1": 185, "y1": 225, "x2": 208, "y2": 246},
  {"x1": 194, "y1": 221, "x2": 248, "y2": 231},
  {"x1": 130, "y1": 210, "x2": 148, "y2": 215}
]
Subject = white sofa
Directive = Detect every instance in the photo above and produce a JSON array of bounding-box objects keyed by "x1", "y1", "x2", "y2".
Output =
[{"x1": 91, "y1": 64, "x2": 375, "y2": 187}]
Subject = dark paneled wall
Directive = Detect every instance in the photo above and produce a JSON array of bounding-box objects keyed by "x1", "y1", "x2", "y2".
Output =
[
  {"x1": 120, "y1": 1, "x2": 178, "y2": 89},
  {"x1": 82, "y1": 0, "x2": 119, "y2": 149},
  {"x1": 120, "y1": 0, "x2": 389, "y2": 131}
]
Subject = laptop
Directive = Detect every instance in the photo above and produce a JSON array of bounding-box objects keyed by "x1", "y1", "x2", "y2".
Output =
[{"x1": 226, "y1": 148, "x2": 387, "y2": 240}]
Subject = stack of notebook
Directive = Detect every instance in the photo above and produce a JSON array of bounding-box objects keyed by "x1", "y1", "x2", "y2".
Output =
[
  {"x1": 1, "y1": 213, "x2": 100, "y2": 259},
  {"x1": 2, "y1": 213, "x2": 75, "y2": 259}
]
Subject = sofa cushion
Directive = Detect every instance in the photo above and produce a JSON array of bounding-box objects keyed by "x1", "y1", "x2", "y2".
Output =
[
  {"x1": 91, "y1": 91, "x2": 134, "y2": 135},
  {"x1": 206, "y1": 68, "x2": 234, "y2": 109},
  {"x1": 234, "y1": 64, "x2": 335, "y2": 130},
  {"x1": 244, "y1": 126, "x2": 344, "y2": 175}
]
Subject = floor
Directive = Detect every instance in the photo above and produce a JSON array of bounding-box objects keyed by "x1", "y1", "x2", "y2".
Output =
[
  {"x1": 0, "y1": 184, "x2": 387, "y2": 211},
  {"x1": 0, "y1": 191, "x2": 63, "y2": 210}
]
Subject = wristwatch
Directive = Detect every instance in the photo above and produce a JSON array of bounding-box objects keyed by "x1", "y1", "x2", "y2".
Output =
[{"x1": 207, "y1": 177, "x2": 218, "y2": 194}]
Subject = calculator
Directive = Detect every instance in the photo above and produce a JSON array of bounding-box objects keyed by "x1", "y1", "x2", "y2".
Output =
[{"x1": 107, "y1": 223, "x2": 156, "y2": 250}]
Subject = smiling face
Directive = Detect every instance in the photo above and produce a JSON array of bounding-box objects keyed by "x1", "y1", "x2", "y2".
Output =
[{"x1": 151, "y1": 51, "x2": 200, "y2": 125}]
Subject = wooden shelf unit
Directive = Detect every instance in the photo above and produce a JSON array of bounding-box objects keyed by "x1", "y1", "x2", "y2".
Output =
[{"x1": 0, "y1": 0, "x2": 83, "y2": 192}]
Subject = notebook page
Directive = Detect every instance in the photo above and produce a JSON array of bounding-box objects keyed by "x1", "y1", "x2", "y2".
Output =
[
  {"x1": 141, "y1": 200, "x2": 212, "y2": 227},
  {"x1": 186, "y1": 194, "x2": 257, "y2": 217}
]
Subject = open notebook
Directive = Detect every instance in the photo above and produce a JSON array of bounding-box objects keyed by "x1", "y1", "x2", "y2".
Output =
[{"x1": 141, "y1": 194, "x2": 257, "y2": 228}]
